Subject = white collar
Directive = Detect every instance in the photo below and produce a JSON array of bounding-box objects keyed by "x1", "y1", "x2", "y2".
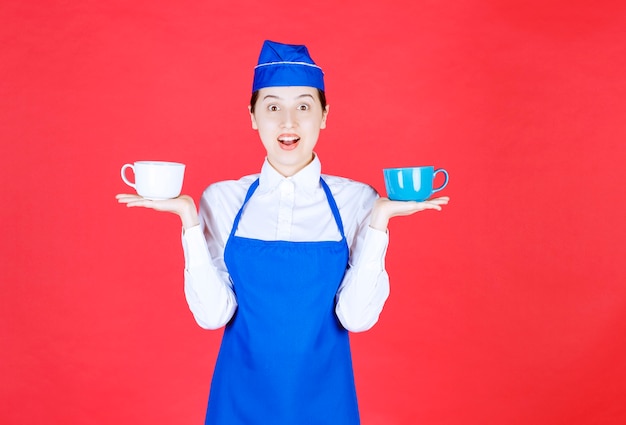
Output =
[{"x1": 258, "y1": 154, "x2": 322, "y2": 195}]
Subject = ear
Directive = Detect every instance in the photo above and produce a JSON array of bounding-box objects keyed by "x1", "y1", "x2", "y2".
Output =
[
  {"x1": 320, "y1": 104, "x2": 329, "y2": 130},
  {"x1": 249, "y1": 105, "x2": 258, "y2": 130}
]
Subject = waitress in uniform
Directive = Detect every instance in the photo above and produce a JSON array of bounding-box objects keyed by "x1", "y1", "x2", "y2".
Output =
[{"x1": 117, "y1": 40, "x2": 449, "y2": 424}]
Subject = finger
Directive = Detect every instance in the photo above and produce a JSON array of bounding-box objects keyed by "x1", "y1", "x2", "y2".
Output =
[
  {"x1": 125, "y1": 199, "x2": 160, "y2": 209},
  {"x1": 425, "y1": 199, "x2": 449, "y2": 207},
  {"x1": 397, "y1": 202, "x2": 442, "y2": 215},
  {"x1": 116, "y1": 193, "x2": 142, "y2": 199},
  {"x1": 420, "y1": 203, "x2": 442, "y2": 211},
  {"x1": 116, "y1": 195, "x2": 156, "y2": 208},
  {"x1": 116, "y1": 194, "x2": 143, "y2": 204},
  {"x1": 429, "y1": 196, "x2": 449, "y2": 204}
]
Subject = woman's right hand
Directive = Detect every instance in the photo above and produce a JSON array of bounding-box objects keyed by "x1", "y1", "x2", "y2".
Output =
[{"x1": 115, "y1": 194, "x2": 199, "y2": 230}]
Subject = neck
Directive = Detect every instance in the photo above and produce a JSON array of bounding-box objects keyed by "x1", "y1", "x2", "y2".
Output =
[{"x1": 268, "y1": 154, "x2": 315, "y2": 177}]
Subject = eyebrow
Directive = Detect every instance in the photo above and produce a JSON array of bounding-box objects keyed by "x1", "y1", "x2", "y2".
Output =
[{"x1": 262, "y1": 94, "x2": 315, "y2": 101}]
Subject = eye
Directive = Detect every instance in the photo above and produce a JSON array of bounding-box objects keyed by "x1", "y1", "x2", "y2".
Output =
[
  {"x1": 268, "y1": 104, "x2": 280, "y2": 112},
  {"x1": 297, "y1": 104, "x2": 310, "y2": 111}
]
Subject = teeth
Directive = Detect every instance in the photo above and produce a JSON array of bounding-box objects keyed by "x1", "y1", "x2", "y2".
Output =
[{"x1": 279, "y1": 136, "x2": 299, "y2": 142}]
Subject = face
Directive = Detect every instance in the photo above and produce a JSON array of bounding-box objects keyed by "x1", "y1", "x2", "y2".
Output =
[{"x1": 250, "y1": 86, "x2": 329, "y2": 177}]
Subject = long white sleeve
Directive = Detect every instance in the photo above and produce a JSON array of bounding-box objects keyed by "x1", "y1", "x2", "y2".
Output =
[
  {"x1": 182, "y1": 226, "x2": 237, "y2": 329},
  {"x1": 334, "y1": 193, "x2": 390, "y2": 333},
  {"x1": 181, "y1": 175, "x2": 254, "y2": 330}
]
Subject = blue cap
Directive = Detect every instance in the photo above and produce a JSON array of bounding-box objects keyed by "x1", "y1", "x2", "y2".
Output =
[{"x1": 252, "y1": 40, "x2": 325, "y2": 92}]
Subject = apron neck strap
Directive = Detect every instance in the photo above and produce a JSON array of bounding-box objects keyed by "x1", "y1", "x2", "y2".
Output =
[{"x1": 319, "y1": 178, "x2": 346, "y2": 239}]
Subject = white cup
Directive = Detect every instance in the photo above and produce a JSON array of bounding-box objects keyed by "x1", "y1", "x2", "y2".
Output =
[{"x1": 120, "y1": 161, "x2": 185, "y2": 200}]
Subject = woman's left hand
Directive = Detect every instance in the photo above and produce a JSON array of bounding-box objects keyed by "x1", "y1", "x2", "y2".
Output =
[{"x1": 369, "y1": 196, "x2": 450, "y2": 231}]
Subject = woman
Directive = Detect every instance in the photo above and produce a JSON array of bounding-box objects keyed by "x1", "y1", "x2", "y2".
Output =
[{"x1": 117, "y1": 40, "x2": 448, "y2": 425}]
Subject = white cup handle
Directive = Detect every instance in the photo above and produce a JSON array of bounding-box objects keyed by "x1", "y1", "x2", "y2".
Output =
[{"x1": 120, "y1": 163, "x2": 136, "y2": 189}]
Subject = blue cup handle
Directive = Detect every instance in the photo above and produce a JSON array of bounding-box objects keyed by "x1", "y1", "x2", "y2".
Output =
[{"x1": 432, "y1": 168, "x2": 449, "y2": 194}]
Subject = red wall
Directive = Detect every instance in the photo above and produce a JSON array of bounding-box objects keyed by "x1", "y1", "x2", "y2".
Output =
[{"x1": 2, "y1": 1, "x2": 625, "y2": 424}]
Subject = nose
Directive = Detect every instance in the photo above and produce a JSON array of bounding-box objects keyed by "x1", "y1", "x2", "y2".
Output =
[{"x1": 281, "y1": 109, "x2": 295, "y2": 128}]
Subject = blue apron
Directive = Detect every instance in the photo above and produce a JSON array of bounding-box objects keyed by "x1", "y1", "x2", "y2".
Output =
[{"x1": 205, "y1": 178, "x2": 360, "y2": 425}]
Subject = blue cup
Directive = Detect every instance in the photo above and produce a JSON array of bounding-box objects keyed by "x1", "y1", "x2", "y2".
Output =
[{"x1": 383, "y1": 166, "x2": 449, "y2": 202}]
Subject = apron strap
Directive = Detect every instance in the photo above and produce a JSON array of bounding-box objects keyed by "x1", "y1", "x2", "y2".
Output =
[
  {"x1": 229, "y1": 178, "x2": 260, "y2": 239},
  {"x1": 319, "y1": 177, "x2": 346, "y2": 240}
]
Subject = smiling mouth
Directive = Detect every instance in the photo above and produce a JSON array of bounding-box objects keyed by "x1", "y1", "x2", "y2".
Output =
[{"x1": 278, "y1": 135, "x2": 300, "y2": 150}]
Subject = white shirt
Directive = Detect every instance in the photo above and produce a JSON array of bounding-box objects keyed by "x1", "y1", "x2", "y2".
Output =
[{"x1": 182, "y1": 155, "x2": 390, "y2": 332}]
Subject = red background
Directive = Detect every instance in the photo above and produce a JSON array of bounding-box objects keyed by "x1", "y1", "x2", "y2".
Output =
[{"x1": 1, "y1": 1, "x2": 625, "y2": 424}]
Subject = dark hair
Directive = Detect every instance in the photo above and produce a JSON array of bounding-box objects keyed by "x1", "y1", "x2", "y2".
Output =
[{"x1": 249, "y1": 89, "x2": 327, "y2": 113}]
